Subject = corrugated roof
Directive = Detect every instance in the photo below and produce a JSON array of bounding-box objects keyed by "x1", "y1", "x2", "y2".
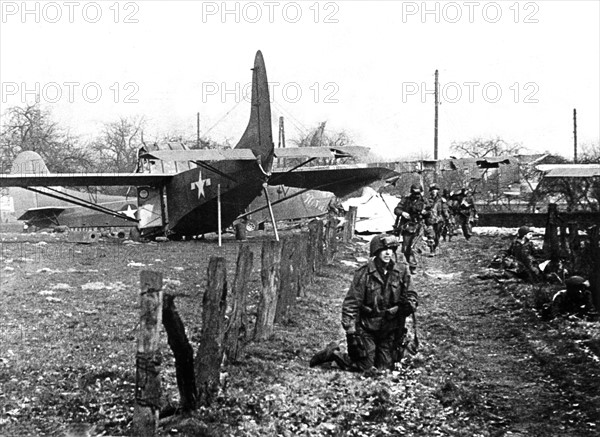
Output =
[{"x1": 541, "y1": 165, "x2": 600, "y2": 178}]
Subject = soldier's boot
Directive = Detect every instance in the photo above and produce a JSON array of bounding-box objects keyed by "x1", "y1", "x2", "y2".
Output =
[{"x1": 309, "y1": 341, "x2": 340, "y2": 367}]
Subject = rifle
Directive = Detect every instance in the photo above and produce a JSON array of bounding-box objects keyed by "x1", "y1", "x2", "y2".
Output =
[{"x1": 391, "y1": 312, "x2": 419, "y2": 365}]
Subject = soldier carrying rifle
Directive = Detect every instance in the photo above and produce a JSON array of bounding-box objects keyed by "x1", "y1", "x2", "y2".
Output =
[
  {"x1": 309, "y1": 234, "x2": 418, "y2": 371},
  {"x1": 393, "y1": 184, "x2": 427, "y2": 273}
]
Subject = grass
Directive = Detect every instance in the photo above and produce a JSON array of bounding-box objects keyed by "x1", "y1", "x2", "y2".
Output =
[{"x1": 1, "y1": 230, "x2": 599, "y2": 436}]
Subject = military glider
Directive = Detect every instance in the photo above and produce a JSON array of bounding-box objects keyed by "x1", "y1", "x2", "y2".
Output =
[{"x1": 0, "y1": 51, "x2": 398, "y2": 240}]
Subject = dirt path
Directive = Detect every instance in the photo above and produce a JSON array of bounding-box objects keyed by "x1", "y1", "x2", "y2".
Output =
[
  {"x1": 1, "y1": 232, "x2": 599, "y2": 436},
  {"x1": 417, "y1": 235, "x2": 600, "y2": 436}
]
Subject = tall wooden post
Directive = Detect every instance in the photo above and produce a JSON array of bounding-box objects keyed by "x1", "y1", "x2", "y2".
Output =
[
  {"x1": 343, "y1": 206, "x2": 358, "y2": 242},
  {"x1": 573, "y1": 108, "x2": 578, "y2": 163},
  {"x1": 589, "y1": 226, "x2": 600, "y2": 311},
  {"x1": 324, "y1": 211, "x2": 338, "y2": 264},
  {"x1": 434, "y1": 69, "x2": 439, "y2": 161},
  {"x1": 162, "y1": 295, "x2": 197, "y2": 413},
  {"x1": 275, "y1": 238, "x2": 296, "y2": 324},
  {"x1": 254, "y1": 240, "x2": 282, "y2": 340},
  {"x1": 196, "y1": 257, "x2": 227, "y2": 406},
  {"x1": 133, "y1": 271, "x2": 163, "y2": 437},
  {"x1": 223, "y1": 245, "x2": 253, "y2": 363},
  {"x1": 543, "y1": 203, "x2": 560, "y2": 259}
]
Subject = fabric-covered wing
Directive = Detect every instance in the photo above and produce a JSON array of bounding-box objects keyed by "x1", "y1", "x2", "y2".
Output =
[
  {"x1": 140, "y1": 149, "x2": 257, "y2": 162},
  {"x1": 18, "y1": 207, "x2": 65, "y2": 221},
  {"x1": 0, "y1": 173, "x2": 173, "y2": 188},
  {"x1": 269, "y1": 164, "x2": 398, "y2": 197},
  {"x1": 273, "y1": 146, "x2": 370, "y2": 159}
]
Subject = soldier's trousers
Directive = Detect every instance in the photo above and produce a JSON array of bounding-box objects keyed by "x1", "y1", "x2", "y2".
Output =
[{"x1": 456, "y1": 214, "x2": 472, "y2": 240}]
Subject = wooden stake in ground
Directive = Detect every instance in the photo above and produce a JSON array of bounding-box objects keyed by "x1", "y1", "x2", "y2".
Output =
[
  {"x1": 196, "y1": 257, "x2": 228, "y2": 406},
  {"x1": 162, "y1": 294, "x2": 197, "y2": 413},
  {"x1": 589, "y1": 226, "x2": 600, "y2": 312},
  {"x1": 275, "y1": 238, "x2": 296, "y2": 324},
  {"x1": 132, "y1": 271, "x2": 163, "y2": 437},
  {"x1": 254, "y1": 240, "x2": 282, "y2": 340},
  {"x1": 324, "y1": 211, "x2": 338, "y2": 265},
  {"x1": 343, "y1": 206, "x2": 358, "y2": 242},
  {"x1": 223, "y1": 244, "x2": 254, "y2": 363}
]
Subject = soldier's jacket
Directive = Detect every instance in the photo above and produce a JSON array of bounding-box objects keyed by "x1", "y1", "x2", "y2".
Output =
[
  {"x1": 394, "y1": 194, "x2": 426, "y2": 223},
  {"x1": 508, "y1": 238, "x2": 539, "y2": 273},
  {"x1": 550, "y1": 288, "x2": 595, "y2": 318},
  {"x1": 342, "y1": 258, "x2": 417, "y2": 333},
  {"x1": 424, "y1": 194, "x2": 449, "y2": 225},
  {"x1": 455, "y1": 193, "x2": 476, "y2": 217}
]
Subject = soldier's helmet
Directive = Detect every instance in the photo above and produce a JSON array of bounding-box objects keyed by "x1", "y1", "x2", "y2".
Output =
[
  {"x1": 565, "y1": 275, "x2": 588, "y2": 290},
  {"x1": 429, "y1": 183, "x2": 440, "y2": 192},
  {"x1": 369, "y1": 234, "x2": 401, "y2": 257},
  {"x1": 410, "y1": 184, "x2": 422, "y2": 194},
  {"x1": 517, "y1": 226, "x2": 531, "y2": 238}
]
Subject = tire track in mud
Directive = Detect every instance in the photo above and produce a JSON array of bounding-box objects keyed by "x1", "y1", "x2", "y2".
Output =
[{"x1": 416, "y1": 235, "x2": 600, "y2": 436}]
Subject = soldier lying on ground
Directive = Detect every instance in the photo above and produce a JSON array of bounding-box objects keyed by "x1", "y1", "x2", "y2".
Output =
[
  {"x1": 506, "y1": 226, "x2": 542, "y2": 282},
  {"x1": 541, "y1": 276, "x2": 598, "y2": 320},
  {"x1": 309, "y1": 234, "x2": 418, "y2": 371}
]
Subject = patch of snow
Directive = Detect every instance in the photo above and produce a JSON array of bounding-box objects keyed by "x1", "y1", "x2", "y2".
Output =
[
  {"x1": 81, "y1": 282, "x2": 113, "y2": 291},
  {"x1": 45, "y1": 297, "x2": 62, "y2": 303},
  {"x1": 39, "y1": 290, "x2": 55, "y2": 295},
  {"x1": 36, "y1": 268, "x2": 62, "y2": 274},
  {"x1": 51, "y1": 283, "x2": 72, "y2": 290},
  {"x1": 340, "y1": 260, "x2": 359, "y2": 268},
  {"x1": 127, "y1": 261, "x2": 146, "y2": 267}
]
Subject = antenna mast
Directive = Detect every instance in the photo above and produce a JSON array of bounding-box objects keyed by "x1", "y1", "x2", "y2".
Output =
[
  {"x1": 197, "y1": 112, "x2": 200, "y2": 148},
  {"x1": 434, "y1": 69, "x2": 439, "y2": 160},
  {"x1": 573, "y1": 108, "x2": 578, "y2": 163}
]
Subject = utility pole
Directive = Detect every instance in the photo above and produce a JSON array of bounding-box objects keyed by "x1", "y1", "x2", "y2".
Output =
[
  {"x1": 573, "y1": 108, "x2": 578, "y2": 163},
  {"x1": 434, "y1": 69, "x2": 439, "y2": 161},
  {"x1": 197, "y1": 112, "x2": 201, "y2": 148},
  {"x1": 278, "y1": 116, "x2": 285, "y2": 148}
]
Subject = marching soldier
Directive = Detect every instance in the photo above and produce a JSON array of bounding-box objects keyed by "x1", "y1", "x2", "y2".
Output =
[
  {"x1": 423, "y1": 183, "x2": 448, "y2": 255},
  {"x1": 454, "y1": 187, "x2": 477, "y2": 240},
  {"x1": 393, "y1": 184, "x2": 427, "y2": 273}
]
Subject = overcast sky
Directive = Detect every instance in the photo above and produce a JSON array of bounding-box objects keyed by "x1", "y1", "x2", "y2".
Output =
[{"x1": 1, "y1": 0, "x2": 598, "y2": 160}]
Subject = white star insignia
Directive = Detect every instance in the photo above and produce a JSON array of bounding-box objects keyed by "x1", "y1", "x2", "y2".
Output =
[
  {"x1": 120, "y1": 205, "x2": 137, "y2": 219},
  {"x1": 191, "y1": 171, "x2": 211, "y2": 199}
]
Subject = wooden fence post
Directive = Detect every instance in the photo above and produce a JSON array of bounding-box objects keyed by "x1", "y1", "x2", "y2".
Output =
[
  {"x1": 543, "y1": 203, "x2": 560, "y2": 259},
  {"x1": 296, "y1": 238, "x2": 308, "y2": 298},
  {"x1": 133, "y1": 271, "x2": 163, "y2": 437},
  {"x1": 343, "y1": 206, "x2": 358, "y2": 242},
  {"x1": 162, "y1": 295, "x2": 197, "y2": 413},
  {"x1": 590, "y1": 226, "x2": 600, "y2": 312},
  {"x1": 275, "y1": 238, "x2": 296, "y2": 324},
  {"x1": 223, "y1": 245, "x2": 253, "y2": 363},
  {"x1": 307, "y1": 220, "x2": 324, "y2": 279},
  {"x1": 195, "y1": 257, "x2": 227, "y2": 406},
  {"x1": 324, "y1": 211, "x2": 338, "y2": 265},
  {"x1": 254, "y1": 240, "x2": 282, "y2": 340}
]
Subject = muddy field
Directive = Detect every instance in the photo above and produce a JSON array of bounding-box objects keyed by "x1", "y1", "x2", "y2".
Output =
[{"x1": 1, "y1": 228, "x2": 599, "y2": 436}]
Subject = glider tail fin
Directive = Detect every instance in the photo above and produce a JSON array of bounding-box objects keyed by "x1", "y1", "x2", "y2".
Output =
[
  {"x1": 234, "y1": 50, "x2": 274, "y2": 172},
  {"x1": 10, "y1": 151, "x2": 50, "y2": 175}
]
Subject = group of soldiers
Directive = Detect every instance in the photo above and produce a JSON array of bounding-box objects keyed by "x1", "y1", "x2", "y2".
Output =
[
  {"x1": 308, "y1": 183, "x2": 479, "y2": 373},
  {"x1": 393, "y1": 183, "x2": 478, "y2": 273}
]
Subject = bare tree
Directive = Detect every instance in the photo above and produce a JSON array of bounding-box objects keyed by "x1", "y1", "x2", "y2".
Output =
[
  {"x1": 288, "y1": 122, "x2": 357, "y2": 166},
  {"x1": 580, "y1": 141, "x2": 600, "y2": 164},
  {"x1": 450, "y1": 136, "x2": 524, "y2": 158},
  {"x1": 90, "y1": 116, "x2": 145, "y2": 173},
  {"x1": 0, "y1": 103, "x2": 90, "y2": 174}
]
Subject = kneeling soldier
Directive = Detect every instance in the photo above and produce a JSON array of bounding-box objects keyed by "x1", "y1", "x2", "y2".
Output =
[{"x1": 310, "y1": 234, "x2": 418, "y2": 371}]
